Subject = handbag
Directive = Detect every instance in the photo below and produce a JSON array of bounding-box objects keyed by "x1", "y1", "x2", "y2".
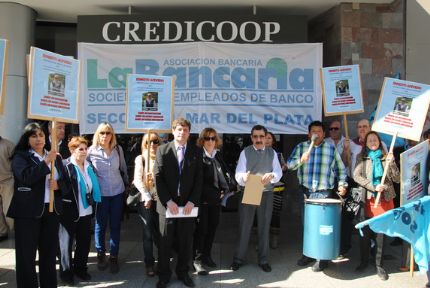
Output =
[{"x1": 126, "y1": 184, "x2": 141, "y2": 207}]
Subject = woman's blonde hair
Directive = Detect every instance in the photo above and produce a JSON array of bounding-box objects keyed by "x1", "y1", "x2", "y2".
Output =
[
  {"x1": 92, "y1": 122, "x2": 117, "y2": 149},
  {"x1": 141, "y1": 132, "x2": 162, "y2": 152}
]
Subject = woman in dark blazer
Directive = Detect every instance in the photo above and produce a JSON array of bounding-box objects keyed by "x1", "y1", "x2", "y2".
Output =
[
  {"x1": 193, "y1": 127, "x2": 235, "y2": 275},
  {"x1": 59, "y1": 136, "x2": 101, "y2": 285},
  {"x1": 7, "y1": 122, "x2": 68, "y2": 288}
]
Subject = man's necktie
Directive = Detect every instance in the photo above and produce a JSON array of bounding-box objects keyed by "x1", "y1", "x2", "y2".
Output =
[{"x1": 178, "y1": 146, "x2": 185, "y2": 173}]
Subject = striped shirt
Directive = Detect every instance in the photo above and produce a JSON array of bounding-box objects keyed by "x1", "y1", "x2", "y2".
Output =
[{"x1": 287, "y1": 140, "x2": 347, "y2": 191}]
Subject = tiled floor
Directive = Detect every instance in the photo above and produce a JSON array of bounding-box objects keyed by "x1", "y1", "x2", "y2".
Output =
[{"x1": 0, "y1": 186, "x2": 427, "y2": 287}]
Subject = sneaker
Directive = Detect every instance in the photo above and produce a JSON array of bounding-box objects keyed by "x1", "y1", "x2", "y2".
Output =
[
  {"x1": 297, "y1": 255, "x2": 315, "y2": 266},
  {"x1": 312, "y1": 260, "x2": 328, "y2": 272},
  {"x1": 97, "y1": 252, "x2": 109, "y2": 271},
  {"x1": 193, "y1": 261, "x2": 208, "y2": 275},
  {"x1": 109, "y1": 256, "x2": 119, "y2": 274},
  {"x1": 376, "y1": 266, "x2": 388, "y2": 281}
]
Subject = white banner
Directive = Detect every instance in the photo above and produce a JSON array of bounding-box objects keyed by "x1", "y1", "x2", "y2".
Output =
[{"x1": 78, "y1": 42, "x2": 322, "y2": 134}]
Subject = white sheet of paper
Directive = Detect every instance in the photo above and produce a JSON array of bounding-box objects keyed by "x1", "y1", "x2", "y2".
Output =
[{"x1": 166, "y1": 207, "x2": 199, "y2": 218}]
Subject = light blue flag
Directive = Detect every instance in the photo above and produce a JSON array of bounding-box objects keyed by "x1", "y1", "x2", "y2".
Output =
[{"x1": 355, "y1": 196, "x2": 430, "y2": 271}]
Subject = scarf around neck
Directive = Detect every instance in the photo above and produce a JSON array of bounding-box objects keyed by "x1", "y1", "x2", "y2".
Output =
[
  {"x1": 368, "y1": 149, "x2": 383, "y2": 186},
  {"x1": 73, "y1": 163, "x2": 101, "y2": 209}
]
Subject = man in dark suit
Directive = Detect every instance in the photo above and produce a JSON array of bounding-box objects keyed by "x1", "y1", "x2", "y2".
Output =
[
  {"x1": 154, "y1": 118, "x2": 203, "y2": 288},
  {"x1": 45, "y1": 121, "x2": 70, "y2": 159}
]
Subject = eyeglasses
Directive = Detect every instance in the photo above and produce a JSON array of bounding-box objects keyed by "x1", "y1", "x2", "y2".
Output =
[
  {"x1": 329, "y1": 127, "x2": 340, "y2": 131},
  {"x1": 77, "y1": 147, "x2": 88, "y2": 151},
  {"x1": 100, "y1": 131, "x2": 111, "y2": 135},
  {"x1": 252, "y1": 135, "x2": 265, "y2": 139},
  {"x1": 148, "y1": 139, "x2": 160, "y2": 145},
  {"x1": 204, "y1": 136, "x2": 216, "y2": 142}
]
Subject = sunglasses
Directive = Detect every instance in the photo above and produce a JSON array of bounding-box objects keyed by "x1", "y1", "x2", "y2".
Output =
[
  {"x1": 329, "y1": 127, "x2": 340, "y2": 131},
  {"x1": 77, "y1": 147, "x2": 88, "y2": 152},
  {"x1": 148, "y1": 139, "x2": 160, "y2": 145},
  {"x1": 100, "y1": 131, "x2": 111, "y2": 135},
  {"x1": 204, "y1": 136, "x2": 216, "y2": 142},
  {"x1": 252, "y1": 135, "x2": 265, "y2": 139}
]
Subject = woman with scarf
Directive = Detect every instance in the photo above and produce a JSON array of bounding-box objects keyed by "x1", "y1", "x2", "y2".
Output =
[
  {"x1": 193, "y1": 127, "x2": 235, "y2": 275},
  {"x1": 353, "y1": 131, "x2": 399, "y2": 281},
  {"x1": 7, "y1": 122, "x2": 68, "y2": 288},
  {"x1": 59, "y1": 136, "x2": 101, "y2": 285},
  {"x1": 133, "y1": 133, "x2": 161, "y2": 277}
]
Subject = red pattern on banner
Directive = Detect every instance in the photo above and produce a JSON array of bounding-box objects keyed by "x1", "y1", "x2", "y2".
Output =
[
  {"x1": 331, "y1": 96, "x2": 356, "y2": 106},
  {"x1": 383, "y1": 113, "x2": 413, "y2": 127},
  {"x1": 407, "y1": 182, "x2": 424, "y2": 201}
]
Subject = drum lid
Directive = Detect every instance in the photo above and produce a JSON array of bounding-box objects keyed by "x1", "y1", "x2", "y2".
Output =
[{"x1": 305, "y1": 198, "x2": 341, "y2": 204}]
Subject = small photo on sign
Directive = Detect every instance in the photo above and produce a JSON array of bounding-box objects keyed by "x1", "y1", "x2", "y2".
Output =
[
  {"x1": 335, "y1": 80, "x2": 350, "y2": 97},
  {"x1": 48, "y1": 73, "x2": 65, "y2": 97},
  {"x1": 393, "y1": 96, "x2": 412, "y2": 117},
  {"x1": 411, "y1": 162, "x2": 420, "y2": 186},
  {"x1": 142, "y1": 91, "x2": 158, "y2": 111}
]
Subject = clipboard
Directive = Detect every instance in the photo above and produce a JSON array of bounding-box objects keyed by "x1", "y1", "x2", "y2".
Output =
[{"x1": 242, "y1": 174, "x2": 264, "y2": 205}]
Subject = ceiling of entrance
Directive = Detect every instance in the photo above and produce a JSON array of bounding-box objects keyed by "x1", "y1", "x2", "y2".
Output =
[{"x1": 1, "y1": 0, "x2": 393, "y2": 23}]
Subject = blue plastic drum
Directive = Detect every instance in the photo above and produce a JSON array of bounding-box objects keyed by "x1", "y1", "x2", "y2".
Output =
[{"x1": 303, "y1": 198, "x2": 341, "y2": 260}]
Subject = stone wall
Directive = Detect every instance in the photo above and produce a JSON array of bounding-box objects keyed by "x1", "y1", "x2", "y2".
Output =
[{"x1": 310, "y1": 0, "x2": 405, "y2": 138}]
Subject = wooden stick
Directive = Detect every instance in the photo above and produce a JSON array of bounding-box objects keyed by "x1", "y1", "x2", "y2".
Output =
[
  {"x1": 374, "y1": 132, "x2": 397, "y2": 208},
  {"x1": 343, "y1": 114, "x2": 352, "y2": 175},
  {"x1": 145, "y1": 130, "x2": 151, "y2": 188},
  {"x1": 410, "y1": 245, "x2": 414, "y2": 277},
  {"x1": 49, "y1": 120, "x2": 58, "y2": 213}
]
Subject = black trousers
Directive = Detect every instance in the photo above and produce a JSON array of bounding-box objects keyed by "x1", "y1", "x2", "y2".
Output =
[
  {"x1": 340, "y1": 208, "x2": 353, "y2": 254},
  {"x1": 14, "y1": 204, "x2": 59, "y2": 288},
  {"x1": 59, "y1": 215, "x2": 92, "y2": 275},
  {"x1": 194, "y1": 204, "x2": 220, "y2": 261},
  {"x1": 359, "y1": 224, "x2": 385, "y2": 267},
  {"x1": 158, "y1": 213, "x2": 195, "y2": 282}
]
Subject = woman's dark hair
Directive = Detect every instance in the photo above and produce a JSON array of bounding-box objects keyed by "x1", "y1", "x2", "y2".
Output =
[
  {"x1": 266, "y1": 131, "x2": 277, "y2": 150},
  {"x1": 13, "y1": 122, "x2": 45, "y2": 156},
  {"x1": 359, "y1": 131, "x2": 385, "y2": 158}
]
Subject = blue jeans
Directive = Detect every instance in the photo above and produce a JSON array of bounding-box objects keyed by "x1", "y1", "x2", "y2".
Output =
[{"x1": 95, "y1": 193, "x2": 124, "y2": 256}]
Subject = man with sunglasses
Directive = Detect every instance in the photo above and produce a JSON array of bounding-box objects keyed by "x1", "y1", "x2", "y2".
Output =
[
  {"x1": 154, "y1": 118, "x2": 203, "y2": 288},
  {"x1": 230, "y1": 125, "x2": 282, "y2": 273}
]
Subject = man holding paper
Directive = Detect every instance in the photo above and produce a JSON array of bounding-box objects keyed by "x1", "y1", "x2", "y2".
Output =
[
  {"x1": 287, "y1": 121, "x2": 348, "y2": 272},
  {"x1": 230, "y1": 125, "x2": 282, "y2": 273},
  {"x1": 154, "y1": 118, "x2": 203, "y2": 288}
]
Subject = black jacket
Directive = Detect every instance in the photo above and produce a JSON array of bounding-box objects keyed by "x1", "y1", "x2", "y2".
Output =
[
  {"x1": 61, "y1": 160, "x2": 80, "y2": 222},
  {"x1": 45, "y1": 138, "x2": 71, "y2": 159},
  {"x1": 7, "y1": 151, "x2": 68, "y2": 218},
  {"x1": 154, "y1": 141, "x2": 203, "y2": 212},
  {"x1": 201, "y1": 152, "x2": 231, "y2": 205}
]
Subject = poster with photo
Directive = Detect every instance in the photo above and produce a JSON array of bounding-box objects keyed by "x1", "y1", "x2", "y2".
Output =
[
  {"x1": 321, "y1": 64, "x2": 363, "y2": 116},
  {"x1": 400, "y1": 140, "x2": 429, "y2": 205},
  {"x1": 0, "y1": 39, "x2": 9, "y2": 114},
  {"x1": 372, "y1": 78, "x2": 430, "y2": 141},
  {"x1": 126, "y1": 74, "x2": 174, "y2": 132},
  {"x1": 28, "y1": 47, "x2": 80, "y2": 123}
]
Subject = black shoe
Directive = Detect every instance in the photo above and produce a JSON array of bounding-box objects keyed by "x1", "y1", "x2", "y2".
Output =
[
  {"x1": 0, "y1": 234, "x2": 8, "y2": 242},
  {"x1": 355, "y1": 263, "x2": 368, "y2": 272},
  {"x1": 178, "y1": 274, "x2": 195, "y2": 287},
  {"x1": 259, "y1": 263, "x2": 272, "y2": 272},
  {"x1": 312, "y1": 260, "x2": 328, "y2": 272},
  {"x1": 193, "y1": 261, "x2": 208, "y2": 276},
  {"x1": 74, "y1": 270, "x2": 91, "y2": 281},
  {"x1": 146, "y1": 265, "x2": 156, "y2": 277},
  {"x1": 156, "y1": 280, "x2": 169, "y2": 288},
  {"x1": 202, "y1": 256, "x2": 217, "y2": 268},
  {"x1": 390, "y1": 237, "x2": 403, "y2": 246},
  {"x1": 230, "y1": 261, "x2": 242, "y2": 271},
  {"x1": 297, "y1": 255, "x2": 315, "y2": 266},
  {"x1": 97, "y1": 252, "x2": 108, "y2": 271},
  {"x1": 109, "y1": 256, "x2": 119, "y2": 274},
  {"x1": 376, "y1": 266, "x2": 389, "y2": 281},
  {"x1": 60, "y1": 271, "x2": 74, "y2": 286}
]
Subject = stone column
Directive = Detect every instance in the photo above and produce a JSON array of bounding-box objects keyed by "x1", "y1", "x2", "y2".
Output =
[{"x1": 0, "y1": 3, "x2": 36, "y2": 143}]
